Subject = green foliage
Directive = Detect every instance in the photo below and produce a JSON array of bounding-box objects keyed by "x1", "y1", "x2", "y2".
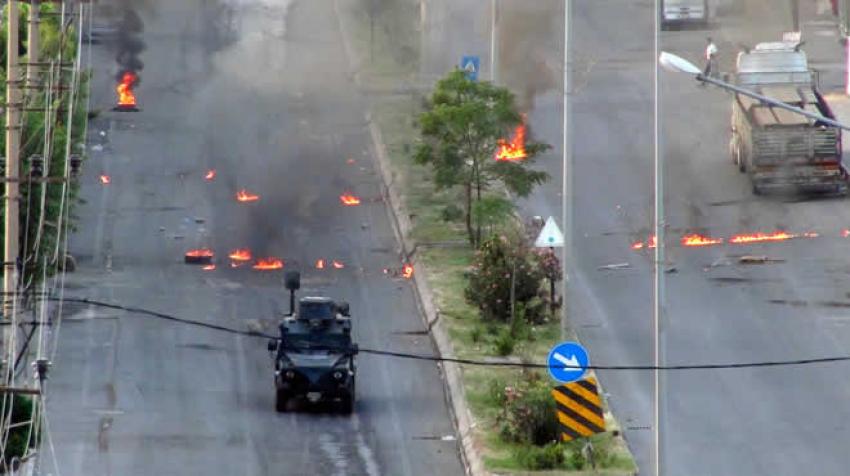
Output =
[
  {"x1": 497, "y1": 372, "x2": 561, "y2": 446},
  {"x1": 0, "y1": 8, "x2": 89, "y2": 286},
  {"x1": 415, "y1": 70, "x2": 550, "y2": 246},
  {"x1": 469, "y1": 325, "x2": 483, "y2": 343},
  {"x1": 441, "y1": 203, "x2": 463, "y2": 222},
  {"x1": 3, "y1": 395, "x2": 40, "y2": 467},
  {"x1": 0, "y1": 4, "x2": 77, "y2": 68},
  {"x1": 471, "y1": 196, "x2": 513, "y2": 237},
  {"x1": 515, "y1": 442, "x2": 566, "y2": 470},
  {"x1": 493, "y1": 328, "x2": 515, "y2": 356},
  {"x1": 465, "y1": 233, "x2": 545, "y2": 324},
  {"x1": 534, "y1": 248, "x2": 562, "y2": 282}
]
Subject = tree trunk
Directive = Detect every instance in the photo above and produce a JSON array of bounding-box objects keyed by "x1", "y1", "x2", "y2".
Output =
[
  {"x1": 465, "y1": 182, "x2": 474, "y2": 246},
  {"x1": 475, "y1": 168, "x2": 482, "y2": 246},
  {"x1": 550, "y1": 277, "x2": 556, "y2": 315}
]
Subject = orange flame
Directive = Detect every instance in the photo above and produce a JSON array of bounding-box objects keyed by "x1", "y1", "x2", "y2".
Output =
[
  {"x1": 729, "y1": 231, "x2": 798, "y2": 244},
  {"x1": 332, "y1": 260, "x2": 345, "y2": 269},
  {"x1": 631, "y1": 235, "x2": 657, "y2": 250},
  {"x1": 346, "y1": 158, "x2": 356, "y2": 165},
  {"x1": 843, "y1": 229, "x2": 850, "y2": 238},
  {"x1": 236, "y1": 189, "x2": 260, "y2": 202},
  {"x1": 316, "y1": 259, "x2": 325, "y2": 269},
  {"x1": 402, "y1": 263, "x2": 414, "y2": 279},
  {"x1": 204, "y1": 169, "x2": 216, "y2": 181},
  {"x1": 116, "y1": 71, "x2": 137, "y2": 107},
  {"x1": 253, "y1": 257, "x2": 284, "y2": 270},
  {"x1": 185, "y1": 248, "x2": 214, "y2": 258},
  {"x1": 681, "y1": 234, "x2": 723, "y2": 247},
  {"x1": 202, "y1": 264, "x2": 216, "y2": 271},
  {"x1": 228, "y1": 248, "x2": 252, "y2": 262},
  {"x1": 99, "y1": 174, "x2": 111, "y2": 184},
  {"x1": 340, "y1": 194, "x2": 361, "y2": 206},
  {"x1": 495, "y1": 125, "x2": 528, "y2": 162}
]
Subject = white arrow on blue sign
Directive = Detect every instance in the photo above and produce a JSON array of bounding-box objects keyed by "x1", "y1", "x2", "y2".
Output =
[
  {"x1": 547, "y1": 341, "x2": 589, "y2": 383},
  {"x1": 460, "y1": 55, "x2": 480, "y2": 81}
]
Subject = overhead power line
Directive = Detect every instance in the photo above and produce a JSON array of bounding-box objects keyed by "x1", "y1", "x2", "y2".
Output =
[{"x1": 44, "y1": 296, "x2": 850, "y2": 372}]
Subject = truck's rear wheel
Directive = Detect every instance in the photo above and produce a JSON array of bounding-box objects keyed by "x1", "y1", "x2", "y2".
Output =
[
  {"x1": 275, "y1": 389, "x2": 289, "y2": 413},
  {"x1": 730, "y1": 136, "x2": 746, "y2": 172}
]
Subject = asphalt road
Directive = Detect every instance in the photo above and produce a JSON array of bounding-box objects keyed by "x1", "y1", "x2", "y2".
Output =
[
  {"x1": 46, "y1": 1, "x2": 464, "y2": 475},
  {"x1": 424, "y1": 0, "x2": 850, "y2": 475}
]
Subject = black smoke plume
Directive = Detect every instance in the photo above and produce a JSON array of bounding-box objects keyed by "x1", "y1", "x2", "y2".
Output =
[{"x1": 113, "y1": 8, "x2": 145, "y2": 84}]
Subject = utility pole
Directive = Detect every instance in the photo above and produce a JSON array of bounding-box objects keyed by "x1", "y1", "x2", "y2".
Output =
[
  {"x1": 791, "y1": 0, "x2": 800, "y2": 31},
  {"x1": 5, "y1": 2, "x2": 22, "y2": 324},
  {"x1": 490, "y1": 0, "x2": 498, "y2": 82},
  {"x1": 653, "y1": 0, "x2": 665, "y2": 474},
  {"x1": 26, "y1": 0, "x2": 40, "y2": 90},
  {"x1": 561, "y1": 0, "x2": 571, "y2": 339}
]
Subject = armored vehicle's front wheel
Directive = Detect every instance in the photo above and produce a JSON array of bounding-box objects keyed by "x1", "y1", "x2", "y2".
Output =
[
  {"x1": 275, "y1": 389, "x2": 289, "y2": 413},
  {"x1": 338, "y1": 396, "x2": 354, "y2": 414}
]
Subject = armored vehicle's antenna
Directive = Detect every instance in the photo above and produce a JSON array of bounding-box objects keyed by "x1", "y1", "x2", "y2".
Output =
[{"x1": 284, "y1": 270, "x2": 301, "y2": 316}]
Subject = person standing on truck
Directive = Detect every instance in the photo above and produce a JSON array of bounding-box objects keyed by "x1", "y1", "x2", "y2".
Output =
[{"x1": 704, "y1": 37, "x2": 718, "y2": 78}]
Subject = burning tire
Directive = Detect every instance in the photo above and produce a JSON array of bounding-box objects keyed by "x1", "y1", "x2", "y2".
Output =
[{"x1": 184, "y1": 249, "x2": 214, "y2": 265}]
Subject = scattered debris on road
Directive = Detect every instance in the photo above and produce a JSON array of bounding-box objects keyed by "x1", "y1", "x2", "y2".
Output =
[
  {"x1": 597, "y1": 263, "x2": 631, "y2": 271},
  {"x1": 738, "y1": 255, "x2": 786, "y2": 265}
]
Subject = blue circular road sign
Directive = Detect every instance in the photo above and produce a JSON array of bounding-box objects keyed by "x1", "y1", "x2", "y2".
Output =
[{"x1": 547, "y1": 341, "x2": 589, "y2": 383}]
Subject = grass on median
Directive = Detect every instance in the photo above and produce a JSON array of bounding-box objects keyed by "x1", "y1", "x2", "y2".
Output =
[{"x1": 343, "y1": 0, "x2": 635, "y2": 473}]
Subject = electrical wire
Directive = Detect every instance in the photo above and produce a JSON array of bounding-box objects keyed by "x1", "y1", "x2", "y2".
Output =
[
  {"x1": 1, "y1": 2, "x2": 87, "y2": 462},
  {"x1": 42, "y1": 296, "x2": 850, "y2": 372}
]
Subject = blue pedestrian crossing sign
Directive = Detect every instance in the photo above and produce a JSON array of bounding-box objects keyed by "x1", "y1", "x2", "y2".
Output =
[
  {"x1": 547, "y1": 341, "x2": 589, "y2": 383},
  {"x1": 460, "y1": 55, "x2": 480, "y2": 81}
]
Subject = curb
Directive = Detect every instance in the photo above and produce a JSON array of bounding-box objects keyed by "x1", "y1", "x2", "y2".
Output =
[
  {"x1": 367, "y1": 119, "x2": 486, "y2": 476},
  {"x1": 332, "y1": 1, "x2": 485, "y2": 475}
]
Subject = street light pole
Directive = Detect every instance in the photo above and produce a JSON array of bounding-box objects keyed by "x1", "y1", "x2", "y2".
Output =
[
  {"x1": 653, "y1": 0, "x2": 665, "y2": 475},
  {"x1": 491, "y1": 0, "x2": 498, "y2": 82},
  {"x1": 658, "y1": 52, "x2": 850, "y2": 130},
  {"x1": 561, "y1": 0, "x2": 571, "y2": 340}
]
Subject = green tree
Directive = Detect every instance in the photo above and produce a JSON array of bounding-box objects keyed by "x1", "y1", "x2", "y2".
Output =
[
  {"x1": 0, "y1": 2, "x2": 87, "y2": 288},
  {"x1": 415, "y1": 70, "x2": 550, "y2": 247}
]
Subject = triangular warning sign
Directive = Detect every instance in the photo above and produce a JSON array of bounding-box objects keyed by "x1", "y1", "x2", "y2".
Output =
[
  {"x1": 535, "y1": 216, "x2": 564, "y2": 248},
  {"x1": 464, "y1": 61, "x2": 476, "y2": 73}
]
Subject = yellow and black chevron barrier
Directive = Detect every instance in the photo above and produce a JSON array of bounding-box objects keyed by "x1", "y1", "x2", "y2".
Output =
[{"x1": 551, "y1": 376, "x2": 606, "y2": 441}]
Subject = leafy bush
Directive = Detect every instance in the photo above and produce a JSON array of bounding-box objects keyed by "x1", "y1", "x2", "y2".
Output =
[
  {"x1": 515, "y1": 442, "x2": 566, "y2": 470},
  {"x1": 465, "y1": 234, "x2": 545, "y2": 324},
  {"x1": 493, "y1": 329, "x2": 515, "y2": 356},
  {"x1": 441, "y1": 204, "x2": 463, "y2": 222},
  {"x1": 498, "y1": 372, "x2": 560, "y2": 446},
  {"x1": 469, "y1": 325, "x2": 483, "y2": 343},
  {"x1": 534, "y1": 248, "x2": 563, "y2": 317}
]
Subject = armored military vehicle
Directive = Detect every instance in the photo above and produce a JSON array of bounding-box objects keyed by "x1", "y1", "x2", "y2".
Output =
[{"x1": 267, "y1": 271, "x2": 358, "y2": 413}]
